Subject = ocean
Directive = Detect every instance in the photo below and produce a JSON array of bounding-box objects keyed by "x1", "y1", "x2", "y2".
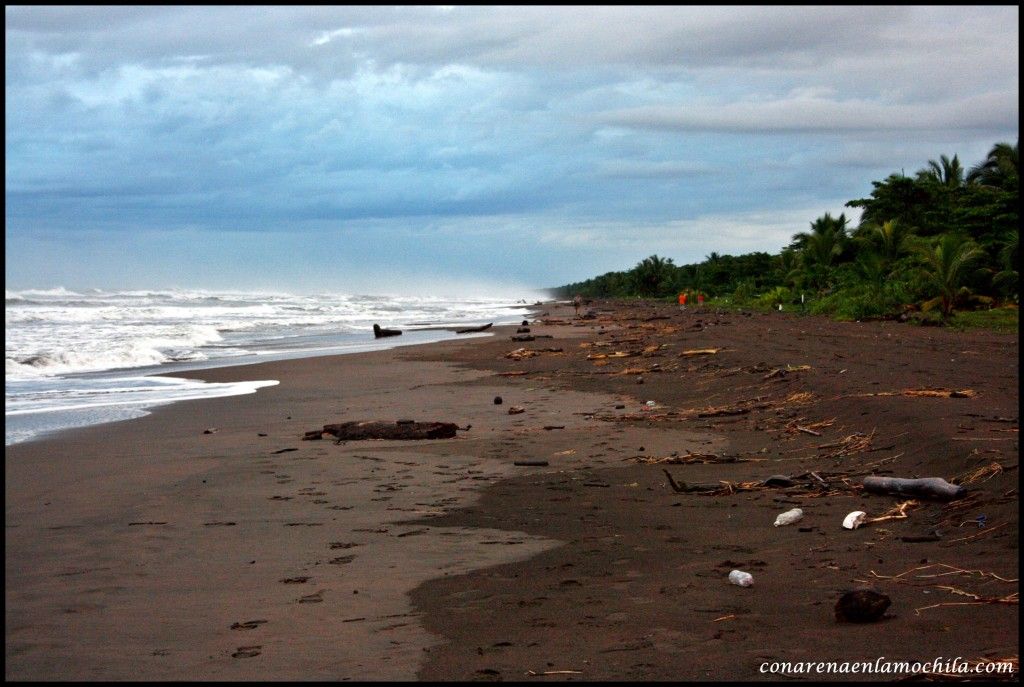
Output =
[{"x1": 5, "y1": 288, "x2": 541, "y2": 445}]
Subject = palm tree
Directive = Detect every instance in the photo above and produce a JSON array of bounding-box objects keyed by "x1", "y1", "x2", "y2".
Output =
[
  {"x1": 967, "y1": 140, "x2": 1019, "y2": 191},
  {"x1": 992, "y1": 230, "x2": 1019, "y2": 300},
  {"x1": 861, "y1": 219, "x2": 912, "y2": 264},
  {"x1": 918, "y1": 234, "x2": 986, "y2": 318},
  {"x1": 917, "y1": 154, "x2": 965, "y2": 188},
  {"x1": 631, "y1": 254, "x2": 675, "y2": 297},
  {"x1": 791, "y1": 213, "x2": 848, "y2": 290}
]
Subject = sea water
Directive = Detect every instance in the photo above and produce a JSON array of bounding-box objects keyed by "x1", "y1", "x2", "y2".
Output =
[{"x1": 5, "y1": 288, "x2": 539, "y2": 445}]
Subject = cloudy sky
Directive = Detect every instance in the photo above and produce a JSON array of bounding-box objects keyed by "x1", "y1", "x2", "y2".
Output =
[{"x1": 5, "y1": 6, "x2": 1019, "y2": 295}]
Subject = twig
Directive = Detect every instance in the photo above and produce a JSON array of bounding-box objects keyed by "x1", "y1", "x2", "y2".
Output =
[{"x1": 942, "y1": 521, "x2": 1009, "y2": 544}]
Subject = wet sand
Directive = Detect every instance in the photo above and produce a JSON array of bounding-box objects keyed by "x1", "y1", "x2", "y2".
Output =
[{"x1": 5, "y1": 301, "x2": 1019, "y2": 680}]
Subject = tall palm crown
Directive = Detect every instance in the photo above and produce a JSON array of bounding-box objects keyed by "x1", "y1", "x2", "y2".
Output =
[
  {"x1": 918, "y1": 154, "x2": 965, "y2": 188},
  {"x1": 967, "y1": 140, "x2": 1019, "y2": 191}
]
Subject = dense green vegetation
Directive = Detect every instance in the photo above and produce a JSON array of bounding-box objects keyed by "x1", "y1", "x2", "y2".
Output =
[{"x1": 554, "y1": 141, "x2": 1018, "y2": 328}]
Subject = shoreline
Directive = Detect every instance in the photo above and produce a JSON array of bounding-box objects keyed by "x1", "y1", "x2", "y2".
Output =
[
  {"x1": 4, "y1": 314, "x2": 531, "y2": 448},
  {"x1": 6, "y1": 301, "x2": 1018, "y2": 680}
]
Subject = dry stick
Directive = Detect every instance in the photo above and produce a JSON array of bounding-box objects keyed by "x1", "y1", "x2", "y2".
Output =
[
  {"x1": 662, "y1": 469, "x2": 686, "y2": 493},
  {"x1": 950, "y1": 437, "x2": 1018, "y2": 441},
  {"x1": 941, "y1": 521, "x2": 1009, "y2": 544}
]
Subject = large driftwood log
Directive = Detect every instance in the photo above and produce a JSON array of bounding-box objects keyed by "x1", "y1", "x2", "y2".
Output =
[
  {"x1": 303, "y1": 421, "x2": 458, "y2": 441},
  {"x1": 373, "y1": 324, "x2": 402, "y2": 338},
  {"x1": 455, "y1": 322, "x2": 493, "y2": 334},
  {"x1": 862, "y1": 476, "x2": 966, "y2": 501}
]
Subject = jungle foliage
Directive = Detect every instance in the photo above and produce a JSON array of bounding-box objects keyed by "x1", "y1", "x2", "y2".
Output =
[{"x1": 554, "y1": 141, "x2": 1018, "y2": 324}]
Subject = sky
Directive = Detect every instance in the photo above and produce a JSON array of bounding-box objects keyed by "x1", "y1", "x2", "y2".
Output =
[{"x1": 4, "y1": 6, "x2": 1019, "y2": 296}]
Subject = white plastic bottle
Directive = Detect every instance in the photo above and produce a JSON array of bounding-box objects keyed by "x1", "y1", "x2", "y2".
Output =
[
  {"x1": 728, "y1": 570, "x2": 754, "y2": 587},
  {"x1": 774, "y1": 508, "x2": 804, "y2": 527}
]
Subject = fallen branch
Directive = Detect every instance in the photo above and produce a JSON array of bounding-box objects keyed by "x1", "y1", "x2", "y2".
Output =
[
  {"x1": 866, "y1": 499, "x2": 920, "y2": 523},
  {"x1": 303, "y1": 421, "x2": 458, "y2": 441}
]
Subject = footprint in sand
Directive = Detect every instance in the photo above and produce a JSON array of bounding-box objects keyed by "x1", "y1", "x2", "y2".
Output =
[
  {"x1": 298, "y1": 590, "x2": 325, "y2": 603},
  {"x1": 328, "y1": 555, "x2": 355, "y2": 565},
  {"x1": 280, "y1": 576, "x2": 309, "y2": 584},
  {"x1": 230, "y1": 620, "x2": 268, "y2": 630},
  {"x1": 232, "y1": 645, "x2": 261, "y2": 658}
]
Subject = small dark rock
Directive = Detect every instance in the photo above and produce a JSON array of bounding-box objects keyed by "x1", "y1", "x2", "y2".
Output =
[
  {"x1": 762, "y1": 475, "x2": 796, "y2": 488},
  {"x1": 835, "y1": 589, "x2": 891, "y2": 623},
  {"x1": 203, "y1": 428, "x2": 217, "y2": 434},
  {"x1": 494, "y1": 396, "x2": 503, "y2": 405}
]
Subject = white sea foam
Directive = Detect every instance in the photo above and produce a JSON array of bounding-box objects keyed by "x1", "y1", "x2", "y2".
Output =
[{"x1": 5, "y1": 287, "x2": 542, "y2": 445}]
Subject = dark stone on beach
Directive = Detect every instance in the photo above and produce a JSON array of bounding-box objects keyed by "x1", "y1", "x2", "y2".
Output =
[
  {"x1": 762, "y1": 475, "x2": 796, "y2": 488},
  {"x1": 494, "y1": 396, "x2": 503, "y2": 405},
  {"x1": 835, "y1": 589, "x2": 891, "y2": 623},
  {"x1": 203, "y1": 428, "x2": 217, "y2": 434},
  {"x1": 521, "y1": 320, "x2": 529, "y2": 326},
  {"x1": 516, "y1": 327, "x2": 530, "y2": 333},
  {"x1": 304, "y1": 421, "x2": 458, "y2": 441}
]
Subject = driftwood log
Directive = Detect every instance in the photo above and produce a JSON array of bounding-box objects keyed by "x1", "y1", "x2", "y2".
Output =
[
  {"x1": 303, "y1": 421, "x2": 458, "y2": 441},
  {"x1": 455, "y1": 322, "x2": 493, "y2": 334},
  {"x1": 862, "y1": 476, "x2": 966, "y2": 501},
  {"x1": 373, "y1": 324, "x2": 402, "y2": 338}
]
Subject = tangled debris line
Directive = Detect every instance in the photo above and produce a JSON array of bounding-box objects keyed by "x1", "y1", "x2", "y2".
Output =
[
  {"x1": 504, "y1": 347, "x2": 563, "y2": 360},
  {"x1": 785, "y1": 417, "x2": 836, "y2": 436},
  {"x1": 953, "y1": 461, "x2": 1007, "y2": 486},
  {"x1": 661, "y1": 469, "x2": 764, "y2": 495},
  {"x1": 818, "y1": 429, "x2": 876, "y2": 458},
  {"x1": 631, "y1": 451, "x2": 745, "y2": 465},
  {"x1": 763, "y1": 364, "x2": 812, "y2": 380},
  {"x1": 865, "y1": 563, "x2": 1019, "y2": 615},
  {"x1": 846, "y1": 388, "x2": 978, "y2": 399}
]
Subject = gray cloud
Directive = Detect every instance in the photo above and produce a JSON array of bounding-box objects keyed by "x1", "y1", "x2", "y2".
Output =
[{"x1": 601, "y1": 90, "x2": 1019, "y2": 134}]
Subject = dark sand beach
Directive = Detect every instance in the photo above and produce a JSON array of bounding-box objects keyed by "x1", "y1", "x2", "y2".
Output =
[{"x1": 5, "y1": 300, "x2": 1019, "y2": 681}]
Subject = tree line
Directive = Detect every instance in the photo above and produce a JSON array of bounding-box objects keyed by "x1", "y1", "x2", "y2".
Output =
[{"x1": 554, "y1": 140, "x2": 1018, "y2": 321}]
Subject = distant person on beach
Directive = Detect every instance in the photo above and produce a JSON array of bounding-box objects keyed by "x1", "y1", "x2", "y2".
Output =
[{"x1": 573, "y1": 294, "x2": 582, "y2": 317}]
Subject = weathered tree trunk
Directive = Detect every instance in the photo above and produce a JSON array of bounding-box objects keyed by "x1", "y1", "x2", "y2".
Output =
[
  {"x1": 862, "y1": 476, "x2": 966, "y2": 501},
  {"x1": 455, "y1": 322, "x2": 493, "y2": 333},
  {"x1": 303, "y1": 421, "x2": 458, "y2": 441},
  {"x1": 373, "y1": 324, "x2": 402, "y2": 338}
]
